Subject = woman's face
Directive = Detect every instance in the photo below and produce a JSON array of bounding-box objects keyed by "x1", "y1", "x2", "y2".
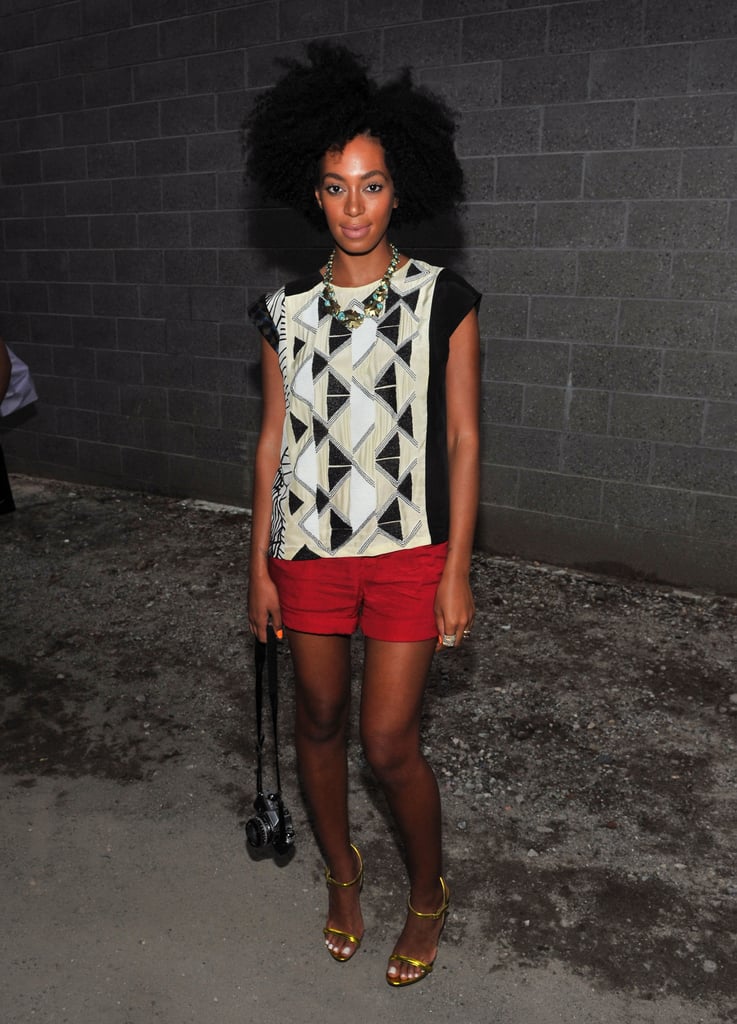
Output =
[{"x1": 315, "y1": 133, "x2": 398, "y2": 256}]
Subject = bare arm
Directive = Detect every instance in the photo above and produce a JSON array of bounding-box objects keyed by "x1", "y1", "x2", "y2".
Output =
[
  {"x1": 434, "y1": 307, "x2": 481, "y2": 647},
  {"x1": 0, "y1": 339, "x2": 11, "y2": 403},
  {"x1": 247, "y1": 339, "x2": 286, "y2": 642}
]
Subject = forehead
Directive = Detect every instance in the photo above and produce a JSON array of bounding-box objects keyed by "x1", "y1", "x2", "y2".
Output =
[{"x1": 321, "y1": 134, "x2": 390, "y2": 178}]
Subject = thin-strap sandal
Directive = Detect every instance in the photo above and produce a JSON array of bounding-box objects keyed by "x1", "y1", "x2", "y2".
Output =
[
  {"x1": 387, "y1": 876, "x2": 450, "y2": 987},
  {"x1": 323, "y1": 843, "x2": 364, "y2": 962}
]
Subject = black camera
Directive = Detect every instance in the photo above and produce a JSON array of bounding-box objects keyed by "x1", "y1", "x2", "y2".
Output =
[{"x1": 245, "y1": 791, "x2": 295, "y2": 854}]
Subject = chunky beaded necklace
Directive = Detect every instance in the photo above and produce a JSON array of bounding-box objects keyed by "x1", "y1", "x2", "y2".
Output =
[{"x1": 321, "y1": 244, "x2": 400, "y2": 331}]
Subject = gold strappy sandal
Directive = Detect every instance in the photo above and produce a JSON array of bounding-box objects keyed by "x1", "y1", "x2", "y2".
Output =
[
  {"x1": 323, "y1": 843, "x2": 364, "y2": 963},
  {"x1": 387, "y1": 876, "x2": 450, "y2": 987}
]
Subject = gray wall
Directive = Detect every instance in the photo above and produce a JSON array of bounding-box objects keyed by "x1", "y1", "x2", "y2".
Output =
[{"x1": 1, "y1": 0, "x2": 736, "y2": 591}]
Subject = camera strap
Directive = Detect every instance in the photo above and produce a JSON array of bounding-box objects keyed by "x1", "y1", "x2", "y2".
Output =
[{"x1": 253, "y1": 624, "x2": 283, "y2": 798}]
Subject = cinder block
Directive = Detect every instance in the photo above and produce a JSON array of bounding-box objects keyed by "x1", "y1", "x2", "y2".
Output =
[
  {"x1": 138, "y1": 213, "x2": 190, "y2": 249},
  {"x1": 76, "y1": 378, "x2": 120, "y2": 413},
  {"x1": 131, "y1": 0, "x2": 187, "y2": 24},
  {"x1": 488, "y1": 250, "x2": 577, "y2": 295},
  {"x1": 92, "y1": 284, "x2": 140, "y2": 318},
  {"x1": 651, "y1": 443, "x2": 737, "y2": 497},
  {"x1": 187, "y1": 51, "x2": 245, "y2": 94},
  {"x1": 115, "y1": 251, "x2": 164, "y2": 284},
  {"x1": 193, "y1": 423, "x2": 253, "y2": 463},
  {"x1": 66, "y1": 179, "x2": 111, "y2": 215},
  {"x1": 218, "y1": 249, "x2": 270, "y2": 288},
  {"x1": 166, "y1": 319, "x2": 218, "y2": 354},
  {"x1": 57, "y1": 408, "x2": 99, "y2": 441},
  {"x1": 672, "y1": 253, "x2": 737, "y2": 301},
  {"x1": 530, "y1": 296, "x2": 618, "y2": 344},
  {"x1": 110, "y1": 102, "x2": 161, "y2": 142},
  {"x1": 159, "y1": 14, "x2": 215, "y2": 58},
  {"x1": 192, "y1": 356, "x2": 248, "y2": 396},
  {"x1": 4, "y1": 217, "x2": 45, "y2": 249},
  {"x1": 610, "y1": 393, "x2": 704, "y2": 444},
  {"x1": 0, "y1": 82, "x2": 38, "y2": 119},
  {"x1": 662, "y1": 350, "x2": 737, "y2": 401},
  {"x1": 9, "y1": 282, "x2": 48, "y2": 313},
  {"x1": 162, "y1": 174, "x2": 216, "y2": 212},
  {"x1": 479, "y1": 462, "x2": 519, "y2": 507},
  {"x1": 627, "y1": 200, "x2": 728, "y2": 251},
  {"x1": 521, "y1": 386, "x2": 565, "y2": 430},
  {"x1": 518, "y1": 469, "x2": 602, "y2": 519},
  {"x1": 278, "y1": 0, "x2": 350, "y2": 41},
  {"x1": 570, "y1": 344, "x2": 662, "y2": 393},
  {"x1": 0, "y1": 251, "x2": 26, "y2": 280},
  {"x1": 601, "y1": 481, "x2": 694, "y2": 532},
  {"x1": 694, "y1": 493, "x2": 737, "y2": 538},
  {"x1": 99, "y1": 412, "x2": 145, "y2": 447},
  {"x1": 59, "y1": 35, "x2": 108, "y2": 77},
  {"x1": 11, "y1": 43, "x2": 58, "y2": 85},
  {"x1": 217, "y1": 4, "x2": 278, "y2": 48},
  {"x1": 144, "y1": 418, "x2": 194, "y2": 456},
  {"x1": 644, "y1": 0, "x2": 737, "y2": 44},
  {"x1": 96, "y1": 349, "x2": 143, "y2": 385},
  {"x1": 542, "y1": 101, "x2": 635, "y2": 152},
  {"x1": 36, "y1": 433, "x2": 79, "y2": 468},
  {"x1": 637, "y1": 96, "x2": 737, "y2": 149},
  {"x1": 46, "y1": 216, "x2": 90, "y2": 249},
  {"x1": 77, "y1": 441, "x2": 123, "y2": 478},
  {"x1": 577, "y1": 252, "x2": 671, "y2": 298},
  {"x1": 703, "y1": 402, "x2": 737, "y2": 448},
  {"x1": 501, "y1": 53, "x2": 590, "y2": 106},
  {"x1": 497, "y1": 154, "x2": 582, "y2": 201},
  {"x1": 81, "y1": 0, "x2": 129, "y2": 34},
  {"x1": 485, "y1": 337, "x2": 569, "y2": 386},
  {"x1": 479, "y1": 294, "x2": 528, "y2": 339},
  {"x1": 134, "y1": 59, "x2": 188, "y2": 102},
  {"x1": 681, "y1": 148, "x2": 737, "y2": 199},
  {"x1": 164, "y1": 249, "x2": 218, "y2": 285},
  {"x1": 535, "y1": 201, "x2": 625, "y2": 249},
  {"x1": 191, "y1": 211, "x2": 245, "y2": 248},
  {"x1": 168, "y1": 389, "x2": 220, "y2": 427},
  {"x1": 136, "y1": 138, "x2": 187, "y2": 177},
  {"x1": 691, "y1": 39, "x2": 737, "y2": 93},
  {"x1": 462, "y1": 8, "x2": 548, "y2": 61},
  {"x1": 456, "y1": 107, "x2": 540, "y2": 157},
  {"x1": 139, "y1": 285, "x2": 189, "y2": 320},
  {"x1": 0, "y1": 186, "x2": 24, "y2": 219},
  {"x1": 619, "y1": 300, "x2": 718, "y2": 349},
  {"x1": 84, "y1": 69, "x2": 133, "y2": 109},
  {"x1": 90, "y1": 214, "x2": 138, "y2": 249},
  {"x1": 72, "y1": 316, "x2": 116, "y2": 349},
  {"x1": 3, "y1": 11, "x2": 35, "y2": 50},
  {"x1": 461, "y1": 204, "x2": 534, "y2": 247},
  {"x1": 221, "y1": 394, "x2": 261, "y2": 433},
  {"x1": 484, "y1": 423, "x2": 560, "y2": 471},
  {"x1": 562, "y1": 433, "x2": 651, "y2": 482},
  {"x1": 217, "y1": 89, "x2": 248, "y2": 131},
  {"x1": 87, "y1": 142, "x2": 135, "y2": 179},
  {"x1": 29, "y1": 313, "x2": 72, "y2": 346},
  {"x1": 418, "y1": 62, "x2": 501, "y2": 111},
  {"x1": 19, "y1": 114, "x2": 62, "y2": 151},
  {"x1": 548, "y1": 0, "x2": 641, "y2": 54},
  {"x1": 190, "y1": 287, "x2": 246, "y2": 324},
  {"x1": 585, "y1": 150, "x2": 680, "y2": 200},
  {"x1": 37, "y1": 75, "x2": 85, "y2": 115},
  {"x1": 481, "y1": 381, "x2": 524, "y2": 424},
  {"x1": 112, "y1": 178, "x2": 162, "y2": 214},
  {"x1": 23, "y1": 182, "x2": 66, "y2": 217},
  {"x1": 42, "y1": 146, "x2": 87, "y2": 182},
  {"x1": 107, "y1": 25, "x2": 159, "y2": 68},
  {"x1": 47, "y1": 283, "x2": 92, "y2": 316},
  {"x1": 217, "y1": 170, "x2": 246, "y2": 209},
  {"x1": 118, "y1": 318, "x2": 166, "y2": 354},
  {"x1": 716, "y1": 305, "x2": 737, "y2": 352},
  {"x1": 346, "y1": 0, "x2": 422, "y2": 30},
  {"x1": 63, "y1": 108, "x2": 109, "y2": 145},
  {"x1": 188, "y1": 131, "x2": 241, "y2": 172},
  {"x1": 2, "y1": 151, "x2": 42, "y2": 185},
  {"x1": 161, "y1": 95, "x2": 216, "y2": 137},
  {"x1": 121, "y1": 448, "x2": 170, "y2": 488},
  {"x1": 52, "y1": 344, "x2": 95, "y2": 379},
  {"x1": 590, "y1": 44, "x2": 690, "y2": 100}
]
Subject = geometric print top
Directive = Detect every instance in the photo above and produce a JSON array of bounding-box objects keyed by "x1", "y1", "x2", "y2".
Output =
[{"x1": 249, "y1": 258, "x2": 481, "y2": 560}]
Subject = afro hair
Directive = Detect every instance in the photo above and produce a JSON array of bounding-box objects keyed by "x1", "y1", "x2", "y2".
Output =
[{"x1": 243, "y1": 42, "x2": 464, "y2": 228}]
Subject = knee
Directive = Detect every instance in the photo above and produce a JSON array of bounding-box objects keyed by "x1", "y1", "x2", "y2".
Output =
[
  {"x1": 296, "y1": 695, "x2": 348, "y2": 745},
  {"x1": 361, "y1": 728, "x2": 414, "y2": 783}
]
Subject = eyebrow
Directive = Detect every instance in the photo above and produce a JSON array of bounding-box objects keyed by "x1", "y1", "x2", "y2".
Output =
[{"x1": 322, "y1": 169, "x2": 389, "y2": 182}]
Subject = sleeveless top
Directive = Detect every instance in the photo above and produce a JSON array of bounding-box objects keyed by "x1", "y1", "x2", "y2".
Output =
[{"x1": 249, "y1": 257, "x2": 480, "y2": 561}]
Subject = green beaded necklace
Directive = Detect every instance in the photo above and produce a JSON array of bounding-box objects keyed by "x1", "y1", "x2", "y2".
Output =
[{"x1": 321, "y1": 244, "x2": 400, "y2": 331}]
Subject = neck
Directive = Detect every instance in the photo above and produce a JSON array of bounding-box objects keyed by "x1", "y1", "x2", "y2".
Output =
[{"x1": 328, "y1": 241, "x2": 396, "y2": 287}]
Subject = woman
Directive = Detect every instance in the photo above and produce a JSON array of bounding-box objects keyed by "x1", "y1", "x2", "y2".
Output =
[{"x1": 245, "y1": 43, "x2": 480, "y2": 987}]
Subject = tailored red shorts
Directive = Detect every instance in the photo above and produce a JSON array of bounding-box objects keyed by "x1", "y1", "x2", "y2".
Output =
[{"x1": 268, "y1": 543, "x2": 448, "y2": 642}]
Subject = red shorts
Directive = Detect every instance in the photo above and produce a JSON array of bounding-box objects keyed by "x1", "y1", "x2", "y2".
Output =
[{"x1": 268, "y1": 543, "x2": 448, "y2": 642}]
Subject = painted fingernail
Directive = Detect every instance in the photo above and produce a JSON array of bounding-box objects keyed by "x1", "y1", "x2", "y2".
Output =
[{"x1": 276, "y1": 628, "x2": 284, "y2": 640}]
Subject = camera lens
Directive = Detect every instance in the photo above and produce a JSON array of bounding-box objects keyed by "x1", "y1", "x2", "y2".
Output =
[{"x1": 245, "y1": 815, "x2": 270, "y2": 848}]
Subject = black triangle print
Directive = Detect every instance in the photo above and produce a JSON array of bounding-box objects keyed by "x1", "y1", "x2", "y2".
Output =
[
  {"x1": 396, "y1": 339, "x2": 412, "y2": 368},
  {"x1": 329, "y1": 322, "x2": 351, "y2": 354},
  {"x1": 377, "y1": 432, "x2": 400, "y2": 481},
  {"x1": 312, "y1": 352, "x2": 328, "y2": 379},
  {"x1": 289, "y1": 491, "x2": 304, "y2": 514},
  {"x1": 328, "y1": 440, "x2": 351, "y2": 489},
  {"x1": 313, "y1": 415, "x2": 329, "y2": 448},
  {"x1": 379, "y1": 305, "x2": 401, "y2": 345},
  {"x1": 398, "y1": 473, "x2": 413, "y2": 501},
  {"x1": 378, "y1": 498, "x2": 403, "y2": 540},
  {"x1": 330, "y1": 509, "x2": 352, "y2": 551},
  {"x1": 294, "y1": 545, "x2": 320, "y2": 561},
  {"x1": 403, "y1": 289, "x2": 419, "y2": 312},
  {"x1": 290, "y1": 412, "x2": 308, "y2": 441},
  {"x1": 376, "y1": 363, "x2": 397, "y2": 412},
  {"x1": 316, "y1": 486, "x2": 329, "y2": 513},
  {"x1": 326, "y1": 372, "x2": 350, "y2": 418},
  {"x1": 294, "y1": 336, "x2": 306, "y2": 357},
  {"x1": 397, "y1": 405, "x2": 413, "y2": 438}
]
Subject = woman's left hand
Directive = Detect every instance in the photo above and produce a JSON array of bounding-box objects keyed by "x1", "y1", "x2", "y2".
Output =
[{"x1": 434, "y1": 569, "x2": 475, "y2": 650}]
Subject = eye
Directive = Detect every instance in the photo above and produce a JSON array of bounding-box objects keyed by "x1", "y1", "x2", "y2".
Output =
[
  {"x1": 365, "y1": 182, "x2": 383, "y2": 193},
  {"x1": 324, "y1": 184, "x2": 343, "y2": 195}
]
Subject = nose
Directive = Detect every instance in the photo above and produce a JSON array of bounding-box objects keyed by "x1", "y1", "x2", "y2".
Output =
[{"x1": 344, "y1": 187, "x2": 364, "y2": 217}]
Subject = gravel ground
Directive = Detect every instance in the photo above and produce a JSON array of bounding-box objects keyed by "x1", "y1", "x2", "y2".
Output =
[{"x1": 1, "y1": 476, "x2": 735, "y2": 1022}]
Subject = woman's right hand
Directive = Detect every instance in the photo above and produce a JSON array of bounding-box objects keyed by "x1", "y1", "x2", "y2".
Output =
[{"x1": 247, "y1": 571, "x2": 283, "y2": 643}]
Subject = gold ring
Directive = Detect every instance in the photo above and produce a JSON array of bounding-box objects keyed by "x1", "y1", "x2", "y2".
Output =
[{"x1": 463, "y1": 629, "x2": 472, "y2": 638}]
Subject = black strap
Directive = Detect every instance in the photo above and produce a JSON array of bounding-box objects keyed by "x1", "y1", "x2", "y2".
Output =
[{"x1": 254, "y1": 625, "x2": 282, "y2": 796}]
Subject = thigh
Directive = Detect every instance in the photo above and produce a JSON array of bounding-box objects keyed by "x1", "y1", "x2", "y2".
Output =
[
  {"x1": 288, "y1": 630, "x2": 353, "y2": 721},
  {"x1": 360, "y1": 638, "x2": 436, "y2": 743}
]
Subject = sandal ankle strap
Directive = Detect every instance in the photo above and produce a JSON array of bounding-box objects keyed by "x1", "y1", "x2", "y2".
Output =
[
  {"x1": 325, "y1": 843, "x2": 363, "y2": 888},
  {"x1": 407, "y1": 876, "x2": 450, "y2": 919}
]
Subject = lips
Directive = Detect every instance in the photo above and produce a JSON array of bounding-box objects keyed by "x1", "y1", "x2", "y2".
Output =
[{"x1": 341, "y1": 224, "x2": 371, "y2": 239}]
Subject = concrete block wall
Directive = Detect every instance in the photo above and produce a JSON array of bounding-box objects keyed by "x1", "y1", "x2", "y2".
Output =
[{"x1": 1, "y1": 0, "x2": 736, "y2": 591}]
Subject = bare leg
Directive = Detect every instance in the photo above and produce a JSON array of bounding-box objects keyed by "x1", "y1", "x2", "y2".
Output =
[
  {"x1": 360, "y1": 637, "x2": 448, "y2": 984},
  {"x1": 287, "y1": 630, "x2": 363, "y2": 960}
]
